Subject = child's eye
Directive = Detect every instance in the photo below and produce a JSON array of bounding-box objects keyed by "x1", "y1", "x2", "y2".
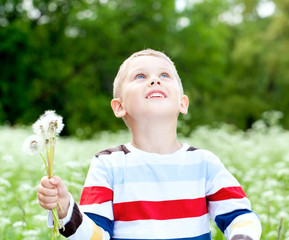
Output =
[
  {"x1": 136, "y1": 74, "x2": 145, "y2": 79},
  {"x1": 160, "y1": 73, "x2": 169, "y2": 78}
]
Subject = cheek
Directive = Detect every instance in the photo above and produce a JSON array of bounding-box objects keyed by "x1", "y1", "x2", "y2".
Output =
[
  {"x1": 171, "y1": 83, "x2": 182, "y2": 99},
  {"x1": 122, "y1": 89, "x2": 141, "y2": 110}
]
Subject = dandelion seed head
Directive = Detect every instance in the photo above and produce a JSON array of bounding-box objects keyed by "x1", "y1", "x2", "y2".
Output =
[
  {"x1": 32, "y1": 119, "x2": 46, "y2": 137},
  {"x1": 42, "y1": 110, "x2": 55, "y2": 117},
  {"x1": 32, "y1": 110, "x2": 64, "y2": 144},
  {"x1": 39, "y1": 110, "x2": 64, "y2": 136},
  {"x1": 22, "y1": 135, "x2": 44, "y2": 156}
]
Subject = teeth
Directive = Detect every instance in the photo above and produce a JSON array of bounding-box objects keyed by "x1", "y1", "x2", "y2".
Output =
[{"x1": 148, "y1": 93, "x2": 165, "y2": 99}]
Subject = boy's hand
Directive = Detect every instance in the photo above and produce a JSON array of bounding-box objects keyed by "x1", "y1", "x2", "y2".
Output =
[{"x1": 37, "y1": 176, "x2": 71, "y2": 219}]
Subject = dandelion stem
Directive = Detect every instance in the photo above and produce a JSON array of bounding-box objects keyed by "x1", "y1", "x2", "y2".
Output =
[
  {"x1": 46, "y1": 144, "x2": 52, "y2": 178},
  {"x1": 52, "y1": 208, "x2": 61, "y2": 236},
  {"x1": 57, "y1": 201, "x2": 64, "y2": 214},
  {"x1": 40, "y1": 153, "x2": 48, "y2": 174}
]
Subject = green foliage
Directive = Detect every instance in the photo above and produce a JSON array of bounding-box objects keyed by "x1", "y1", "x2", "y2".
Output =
[
  {"x1": 0, "y1": 0, "x2": 288, "y2": 136},
  {"x1": 1, "y1": 117, "x2": 289, "y2": 239}
]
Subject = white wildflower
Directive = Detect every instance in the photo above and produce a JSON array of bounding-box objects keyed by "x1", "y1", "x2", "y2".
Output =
[
  {"x1": 0, "y1": 217, "x2": 11, "y2": 226},
  {"x1": 0, "y1": 177, "x2": 11, "y2": 187},
  {"x1": 22, "y1": 229, "x2": 40, "y2": 236},
  {"x1": 22, "y1": 135, "x2": 45, "y2": 156},
  {"x1": 13, "y1": 221, "x2": 27, "y2": 227},
  {"x1": 33, "y1": 214, "x2": 47, "y2": 222}
]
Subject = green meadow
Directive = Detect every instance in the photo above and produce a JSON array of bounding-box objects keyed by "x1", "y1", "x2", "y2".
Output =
[{"x1": 0, "y1": 112, "x2": 288, "y2": 239}]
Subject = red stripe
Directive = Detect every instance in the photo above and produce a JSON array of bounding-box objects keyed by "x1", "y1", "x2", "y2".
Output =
[
  {"x1": 206, "y1": 186, "x2": 246, "y2": 202},
  {"x1": 113, "y1": 198, "x2": 208, "y2": 221},
  {"x1": 80, "y1": 186, "x2": 113, "y2": 205}
]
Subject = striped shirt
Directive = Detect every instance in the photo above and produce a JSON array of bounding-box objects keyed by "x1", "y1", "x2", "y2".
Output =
[{"x1": 56, "y1": 143, "x2": 261, "y2": 240}]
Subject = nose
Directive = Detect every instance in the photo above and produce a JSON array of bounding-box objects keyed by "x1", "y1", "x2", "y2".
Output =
[{"x1": 150, "y1": 80, "x2": 161, "y2": 86}]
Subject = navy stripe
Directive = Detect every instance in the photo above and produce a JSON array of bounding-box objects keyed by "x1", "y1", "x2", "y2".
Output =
[
  {"x1": 215, "y1": 209, "x2": 252, "y2": 233},
  {"x1": 112, "y1": 232, "x2": 211, "y2": 240},
  {"x1": 85, "y1": 212, "x2": 114, "y2": 237}
]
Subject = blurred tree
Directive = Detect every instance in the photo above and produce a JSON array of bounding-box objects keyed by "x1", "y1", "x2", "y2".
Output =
[
  {"x1": 0, "y1": 0, "x2": 288, "y2": 137},
  {"x1": 221, "y1": 0, "x2": 289, "y2": 128},
  {"x1": 170, "y1": 0, "x2": 231, "y2": 130}
]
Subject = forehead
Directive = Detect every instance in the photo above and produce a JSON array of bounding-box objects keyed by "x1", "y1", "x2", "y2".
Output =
[{"x1": 127, "y1": 55, "x2": 174, "y2": 73}]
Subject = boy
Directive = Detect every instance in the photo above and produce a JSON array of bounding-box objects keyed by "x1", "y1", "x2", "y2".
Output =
[{"x1": 37, "y1": 49, "x2": 262, "y2": 240}]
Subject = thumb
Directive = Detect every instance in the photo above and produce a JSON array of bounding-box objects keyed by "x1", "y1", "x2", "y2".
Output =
[
  {"x1": 49, "y1": 176, "x2": 69, "y2": 197},
  {"x1": 49, "y1": 176, "x2": 65, "y2": 188}
]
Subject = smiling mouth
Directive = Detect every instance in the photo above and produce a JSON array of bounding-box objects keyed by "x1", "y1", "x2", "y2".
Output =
[
  {"x1": 146, "y1": 91, "x2": 166, "y2": 99},
  {"x1": 147, "y1": 93, "x2": 165, "y2": 99}
]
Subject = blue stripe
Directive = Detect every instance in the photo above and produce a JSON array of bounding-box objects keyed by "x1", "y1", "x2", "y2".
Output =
[
  {"x1": 215, "y1": 209, "x2": 252, "y2": 233},
  {"x1": 112, "y1": 232, "x2": 211, "y2": 240},
  {"x1": 85, "y1": 212, "x2": 114, "y2": 237},
  {"x1": 110, "y1": 162, "x2": 222, "y2": 184}
]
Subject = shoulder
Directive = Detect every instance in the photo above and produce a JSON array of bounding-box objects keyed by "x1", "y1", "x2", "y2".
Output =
[
  {"x1": 184, "y1": 144, "x2": 222, "y2": 165},
  {"x1": 95, "y1": 144, "x2": 130, "y2": 158},
  {"x1": 89, "y1": 145, "x2": 130, "y2": 171}
]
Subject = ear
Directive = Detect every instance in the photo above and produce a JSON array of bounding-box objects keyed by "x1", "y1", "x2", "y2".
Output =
[
  {"x1": 111, "y1": 98, "x2": 127, "y2": 118},
  {"x1": 179, "y1": 95, "x2": 189, "y2": 114}
]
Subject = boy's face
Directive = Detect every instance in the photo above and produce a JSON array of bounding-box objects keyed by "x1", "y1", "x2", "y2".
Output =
[{"x1": 111, "y1": 55, "x2": 188, "y2": 123}]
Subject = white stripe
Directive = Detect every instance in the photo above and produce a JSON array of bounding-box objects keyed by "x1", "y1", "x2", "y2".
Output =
[
  {"x1": 206, "y1": 168, "x2": 241, "y2": 195},
  {"x1": 113, "y1": 214, "x2": 211, "y2": 239},
  {"x1": 68, "y1": 214, "x2": 94, "y2": 240},
  {"x1": 84, "y1": 158, "x2": 113, "y2": 188},
  {"x1": 97, "y1": 145, "x2": 211, "y2": 169},
  {"x1": 208, "y1": 198, "x2": 251, "y2": 220},
  {"x1": 80, "y1": 201, "x2": 114, "y2": 220},
  {"x1": 113, "y1": 180, "x2": 206, "y2": 203}
]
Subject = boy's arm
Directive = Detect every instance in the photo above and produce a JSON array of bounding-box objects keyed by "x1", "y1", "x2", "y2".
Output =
[
  {"x1": 226, "y1": 211, "x2": 261, "y2": 240},
  {"x1": 38, "y1": 176, "x2": 110, "y2": 240},
  {"x1": 207, "y1": 188, "x2": 261, "y2": 240},
  {"x1": 222, "y1": 210, "x2": 261, "y2": 240},
  {"x1": 59, "y1": 154, "x2": 114, "y2": 240},
  {"x1": 49, "y1": 153, "x2": 114, "y2": 239},
  {"x1": 47, "y1": 194, "x2": 110, "y2": 240},
  {"x1": 205, "y1": 151, "x2": 262, "y2": 240}
]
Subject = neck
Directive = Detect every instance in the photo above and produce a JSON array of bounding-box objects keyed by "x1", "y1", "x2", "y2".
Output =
[{"x1": 129, "y1": 118, "x2": 181, "y2": 154}]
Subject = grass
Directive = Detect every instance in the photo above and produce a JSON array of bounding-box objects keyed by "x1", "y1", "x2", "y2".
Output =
[{"x1": 0, "y1": 114, "x2": 288, "y2": 239}]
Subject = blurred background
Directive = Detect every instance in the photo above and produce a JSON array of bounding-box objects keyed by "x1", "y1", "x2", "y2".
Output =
[
  {"x1": 1, "y1": 1, "x2": 289, "y2": 239},
  {"x1": 1, "y1": 0, "x2": 288, "y2": 138}
]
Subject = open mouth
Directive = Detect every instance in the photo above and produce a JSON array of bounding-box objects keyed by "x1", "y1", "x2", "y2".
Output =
[{"x1": 146, "y1": 91, "x2": 166, "y2": 99}]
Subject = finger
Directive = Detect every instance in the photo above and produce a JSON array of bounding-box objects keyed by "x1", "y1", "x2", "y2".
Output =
[
  {"x1": 37, "y1": 192, "x2": 58, "y2": 204},
  {"x1": 49, "y1": 176, "x2": 69, "y2": 198},
  {"x1": 40, "y1": 176, "x2": 56, "y2": 189},
  {"x1": 37, "y1": 184, "x2": 58, "y2": 197},
  {"x1": 38, "y1": 198, "x2": 58, "y2": 210},
  {"x1": 49, "y1": 176, "x2": 66, "y2": 189}
]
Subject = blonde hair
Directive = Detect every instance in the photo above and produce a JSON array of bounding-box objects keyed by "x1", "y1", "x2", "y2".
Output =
[{"x1": 113, "y1": 49, "x2": 184, "y2": 98}]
